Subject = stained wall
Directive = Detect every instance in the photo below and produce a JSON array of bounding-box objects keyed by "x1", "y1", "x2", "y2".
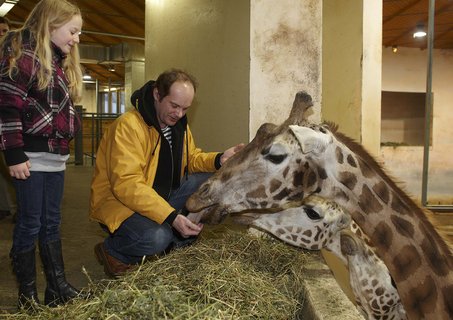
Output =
[{"x1": 249, "y1": 0, "x2": 322, "y2": 138}]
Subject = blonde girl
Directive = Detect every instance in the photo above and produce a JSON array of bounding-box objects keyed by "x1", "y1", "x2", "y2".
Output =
[{"x1": 0, "y1": 0, "x2": 83, "y2": 308}]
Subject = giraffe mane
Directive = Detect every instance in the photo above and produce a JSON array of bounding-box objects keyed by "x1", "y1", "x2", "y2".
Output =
[{"x1": 324, "y1": 121, "x2": 453, "y2": 257}]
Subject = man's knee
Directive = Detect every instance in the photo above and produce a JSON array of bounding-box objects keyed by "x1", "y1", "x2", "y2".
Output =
[{"x1": 139, "y1": 225, "x2": 174, "y2": 255}]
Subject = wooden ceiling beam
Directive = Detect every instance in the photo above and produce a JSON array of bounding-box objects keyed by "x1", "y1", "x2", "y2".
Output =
[
  {"x1": 383, "y1": 0, "x2": 422, "y2": 24},
  {"x1": 77, "y1": 0, "x2": 137, "y2": 38},
  {"x1": 106, "y1": 1, "x2": 144, "y2": 32}
]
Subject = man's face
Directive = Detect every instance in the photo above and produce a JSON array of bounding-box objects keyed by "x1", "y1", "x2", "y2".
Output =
[
  {"x1": 0, "y1": 23, "x2": 9, "y2": 37},
  {"x1": 153, "y1": 81, "x2": 195, "y2": 128}
]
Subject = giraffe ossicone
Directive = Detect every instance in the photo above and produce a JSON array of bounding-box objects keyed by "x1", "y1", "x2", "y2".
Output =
[{"x1": 186, "y1": 91, "x2": 453, "y2": 319}]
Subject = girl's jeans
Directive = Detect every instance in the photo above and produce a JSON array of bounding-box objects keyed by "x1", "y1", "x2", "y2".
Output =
[
  {"x1": 103, "y1": 173, "x2": 211, "y2": 264},
  {"x1": 11, "y1": 171, "x2": 64, "y2": 255}
]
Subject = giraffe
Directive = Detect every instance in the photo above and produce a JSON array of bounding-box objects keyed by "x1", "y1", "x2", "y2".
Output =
[
  {"x1": 340, "y1": 230, "x2": 407, "y2": 320},
  {"x1": 186, "y1": 92, "x2": 453, "y2": 319},
  {"x1": 236, "y1": 195, "x2": 406, "y2": 320}
]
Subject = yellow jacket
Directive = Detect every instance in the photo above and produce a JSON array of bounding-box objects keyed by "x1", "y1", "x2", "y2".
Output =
[{"x1": 89, "y1": 109, "x2": 219, "y2": 233}]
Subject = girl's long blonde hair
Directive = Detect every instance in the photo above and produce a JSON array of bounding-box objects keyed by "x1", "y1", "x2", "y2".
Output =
[{"x1": 0, "y1": 0, "x2": 83, "y2": 102}]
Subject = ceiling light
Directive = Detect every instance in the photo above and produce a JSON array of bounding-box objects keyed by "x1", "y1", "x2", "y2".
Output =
[
  {"x1": 83, "y1": 72, "x2": 92, "y2": 80},
  {"x1": 413, "y1": 23, "x2": 427, "y2": 38},
  {"x1": 108, "y1": 65, "x2": 115, "y2": 72},
  {"x1": 392, "y1": 45, "x2": 398, "y2": 53},
  {"x1": 0, "y1": 0, "x2": 19, "y2": 16}
]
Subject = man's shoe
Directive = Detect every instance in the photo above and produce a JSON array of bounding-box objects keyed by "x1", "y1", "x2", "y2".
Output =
[{"x1": 94, "y1": 243, "x2": 134, "y2": 278}]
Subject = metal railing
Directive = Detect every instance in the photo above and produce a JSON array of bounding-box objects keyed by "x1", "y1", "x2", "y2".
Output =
[{"x1": 73, "y1": 111, "x2": 120, "y2": 166}]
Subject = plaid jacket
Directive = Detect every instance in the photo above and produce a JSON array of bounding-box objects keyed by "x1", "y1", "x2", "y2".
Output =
[{"x1": 0, "y1": 30, "x2": 80, "y2": 166}]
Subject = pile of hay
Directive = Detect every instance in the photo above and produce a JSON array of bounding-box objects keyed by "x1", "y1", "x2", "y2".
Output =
[{"x1": 6, "y1": 228, "x2": 308, "y2": 319}]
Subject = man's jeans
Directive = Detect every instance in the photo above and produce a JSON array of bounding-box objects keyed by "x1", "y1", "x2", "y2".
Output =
[
  {"x1": 103, "y1": 173, "x2": 211, "y2": 264},
  {"x1": 11, "y1": 171, "x2": 65, "y2": 254}
]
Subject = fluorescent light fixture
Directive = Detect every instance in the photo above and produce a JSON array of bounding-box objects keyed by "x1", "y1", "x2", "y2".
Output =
[
  {"x1": 0, "y1": 0, "x2": 19, "y2": 16},
  {"x1": 83, "y1": 73, "x2": 92, "y2": 80}
]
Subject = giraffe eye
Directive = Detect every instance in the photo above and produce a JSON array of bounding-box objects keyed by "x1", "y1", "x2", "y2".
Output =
[
  {"x1": 265, "y1": 153, "x2": 287, "y2": 164},
  {"x1": 305, "y1": 207, "x2": 321, "y2": 220}
]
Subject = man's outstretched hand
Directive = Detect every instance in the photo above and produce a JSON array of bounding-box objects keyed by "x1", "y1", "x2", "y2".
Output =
[
  {"x1": 172, "y1": 214, "x2": 203, "y2": 238},
  {"x1": 220, "y1": 143, "x2": 245, "y2": 165}
]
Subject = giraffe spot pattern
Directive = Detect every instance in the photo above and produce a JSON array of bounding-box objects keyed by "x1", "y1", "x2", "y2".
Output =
[
  {"x1": 306, "y1": 171, "x2": 317, "y2": 188},
  {"x1": 392, "y1": 245, "x2": 421, "y2": 282},
  {"x1": 335, "y1": 146, "x2": 344, "y2": 164},
  {"x1": 373, "y1": 181, "x2": 390, "y2": 204},
  {"x1": 293, "y1": 170, "x2": 304, "y2": 187},
  {"x1": 358, "y1": 185, "x2": 383, "y2": 214},
  {"x1": 317, "y1": 166, "x2": 328, "y2": 180},
  {"x1": 313, "y1": 226, "x2": 322, "y2": 242},
  {"x1": 358, "y1": 158, "x2": 375, "y2": 179},
  {"x1": 346, "y1": 154, "x2": 357, "y2": 167},
  {"x1": 247, "y1": 200, "x2": 258, "y2": 207},
  {"x1": 246, "y1": 186, "x2": 267, "y2": 199},
  {"x1": 288, "y1": 192, "x2": 304, "y2": 201},
  {"x1": 282, "y1": 166, "x2": 289, "y2": 179},
  {"x1": 375, "y1": 287, "x2": 385, "y2": 296},
  {"x1": 269, "y1": 179, "x2": 282, "y2": 193},
  {"x1": 303, "y1": 230, "x2": 312, "y2": 237},
  {"x1": 390, "y1": 215, "x2": 415, "y2": 238},
  {"x1": 352, "y1": 210, "x2": 366, "y2": 226},
  {"x1": 372, "y1": 221, "x2": 393, "y2": 251},
  {"x1": 338, "y1": 171, "x2": 358, "y2": 191},
  {"x1": 405, "y1": 274, "x2": 437, "y2": 316},
  {"x1": 390, "y1": 195, "x2": 412, "y2": 216},
  {"x1": 273, "y1": 188, "x2": 290, "y2": 200},
  {"x1": 420, "y1": 227, "x2": 451, "y2": 276},
  {"x1": 371, "y1": 299, "x2": 380, "y2": 310}
]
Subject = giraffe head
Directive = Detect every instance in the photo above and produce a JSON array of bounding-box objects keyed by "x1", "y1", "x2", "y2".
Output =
[
  {"x1": 340, "y1": 230, "x2": 407, "y2": 319},
  {"x1": 186, "y1": 122, "x2": 342, "y2": 224},
  {"x1": 186, "y1": 91, "x2": 323, "y2": 223},
  {"x1": 234, "y1": 195, "x2": 351, "y2": 250}
]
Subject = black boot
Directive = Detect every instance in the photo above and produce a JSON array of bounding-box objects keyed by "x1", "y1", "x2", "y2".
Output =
[
  {"x1": 39, "y1": 240, "x2": 80, "y2": 307},
  {"x1": 11, "y1": 247, "x2": 40, "y2": 310}
]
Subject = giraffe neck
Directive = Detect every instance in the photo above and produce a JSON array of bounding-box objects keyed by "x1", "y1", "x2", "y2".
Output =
[{"x1": 320, "y1": 141, "x2": 453, "y2": 319}]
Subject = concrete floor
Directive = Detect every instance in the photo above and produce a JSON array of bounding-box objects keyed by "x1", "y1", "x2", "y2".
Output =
[
  {"x1": 0, "y1": 163, "x2": 451, "y2": 316},
  {"x1": 0, "y1": 165, "x2": 105, "y2": 314}
]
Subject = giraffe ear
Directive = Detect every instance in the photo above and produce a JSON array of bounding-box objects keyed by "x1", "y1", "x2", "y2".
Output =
[{"x1": 289, "y1": 125, "x2": 329, "y2": 154}]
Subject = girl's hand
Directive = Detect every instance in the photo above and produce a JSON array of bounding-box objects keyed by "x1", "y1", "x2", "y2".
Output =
[{"x1": 9, "y1": 161, "x2": 31, "y2": 180}]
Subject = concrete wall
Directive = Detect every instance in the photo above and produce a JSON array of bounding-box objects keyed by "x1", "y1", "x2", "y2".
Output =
[
  {"x1": 381, "y1": 46, "x2": 453, "y2": 203},
  {"x1": 322, "y1": 0, "x2": 381, "y2": 156},
  {"x1": 322, "y1": 0, "x2": 363, "y2": 141},
  {"x1": 249, "y1": 0, "x2": 322, "y2": 138},
  {"x1": 145, "y1": 0, "x2": 250, "y2": 151}
]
